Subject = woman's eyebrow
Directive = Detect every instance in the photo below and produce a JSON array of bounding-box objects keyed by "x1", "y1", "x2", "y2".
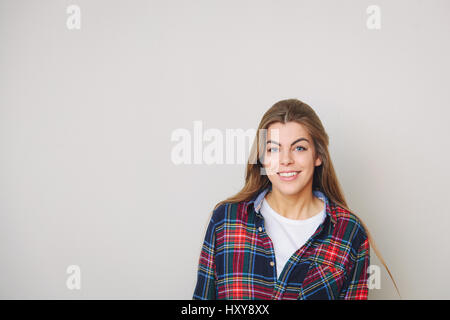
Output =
[{"x1": 266, "y1": 137, "x2": 309, "y2": 146}]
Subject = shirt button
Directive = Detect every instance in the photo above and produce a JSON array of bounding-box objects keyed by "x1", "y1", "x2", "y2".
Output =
[
  {"x1": 258, "y1": 227, "x2": 263, "y2": 232},
  {"x1": 269, "y1": 261, "x2": 275, "y2": 267}
]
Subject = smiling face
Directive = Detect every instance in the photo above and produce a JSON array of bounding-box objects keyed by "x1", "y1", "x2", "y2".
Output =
[{"x1": 262, "y1": 121, "x2": 322, "y2": 196}]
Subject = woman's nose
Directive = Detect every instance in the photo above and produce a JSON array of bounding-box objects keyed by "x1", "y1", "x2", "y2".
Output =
[{"x1": 279, "y1": 150, "x2": 293, "y2": 165}]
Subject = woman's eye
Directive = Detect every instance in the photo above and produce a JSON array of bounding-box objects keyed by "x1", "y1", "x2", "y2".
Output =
[{"x1": 268, "y1": 146, "x2": 305, "y2": 152}]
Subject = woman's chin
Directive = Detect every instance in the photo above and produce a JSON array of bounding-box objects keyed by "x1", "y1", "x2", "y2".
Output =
[{"x1": 274, "y1": 183, "x2": 304, "y2": 196}]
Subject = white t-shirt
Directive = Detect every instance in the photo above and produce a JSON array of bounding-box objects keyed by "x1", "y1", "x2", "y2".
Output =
[{"x1": 260, "y1": 197, "x2": 326, "y2": 279}]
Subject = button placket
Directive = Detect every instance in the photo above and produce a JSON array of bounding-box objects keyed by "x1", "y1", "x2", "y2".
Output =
[{"x1": 255, "y1": 213, "x2": 278, "y2": 284}]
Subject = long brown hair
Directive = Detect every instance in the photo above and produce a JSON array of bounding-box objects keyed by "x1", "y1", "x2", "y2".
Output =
[{"x1": 213, "y1": 98, "x2": 401, "y2": 298}]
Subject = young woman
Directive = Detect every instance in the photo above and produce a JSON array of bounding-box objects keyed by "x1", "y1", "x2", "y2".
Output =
[{"x1": 193, "y1": 98, "x2": 399, "y2": 300}]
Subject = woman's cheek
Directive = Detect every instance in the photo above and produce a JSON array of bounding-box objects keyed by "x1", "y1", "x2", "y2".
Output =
[
  {"x1": 264, "y1": 164, "x2": 277, "y2": 176},
  {"x1": 261, "y1": 155, "x2": 276, "y2": 175}
]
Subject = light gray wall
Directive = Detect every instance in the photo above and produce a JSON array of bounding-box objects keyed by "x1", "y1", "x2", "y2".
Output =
[{"x1": 1, "y1": 0, "x2": 449, "y2": 299}]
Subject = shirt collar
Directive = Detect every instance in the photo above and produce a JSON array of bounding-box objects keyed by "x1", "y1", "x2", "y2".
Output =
[{"x1": 247, "y1": 185, "x2": 337, "y2": 225}]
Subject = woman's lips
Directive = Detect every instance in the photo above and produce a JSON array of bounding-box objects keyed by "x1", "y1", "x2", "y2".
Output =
[{"x1": 277, "y1": 171, "x2": 300, "y2": 181}]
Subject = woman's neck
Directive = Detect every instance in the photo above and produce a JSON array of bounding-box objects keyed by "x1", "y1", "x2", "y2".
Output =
[{"x1": 265, "y1": 187, "x2": 324, "y2": 220}]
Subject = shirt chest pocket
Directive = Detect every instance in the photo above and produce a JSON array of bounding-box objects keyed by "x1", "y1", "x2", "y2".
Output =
[{"x1": 297, "y1": 262, "x2": 346, "y2": 300}]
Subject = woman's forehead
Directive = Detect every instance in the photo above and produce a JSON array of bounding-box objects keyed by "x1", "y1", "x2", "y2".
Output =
[{"x1": 266, "y1": 122, "x2": 311, "y2": 141}]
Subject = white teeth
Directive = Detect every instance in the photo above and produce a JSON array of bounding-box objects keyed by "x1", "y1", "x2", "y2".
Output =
[{"x1": 279, "y1": 172, "x2": 298, "y2": 177}]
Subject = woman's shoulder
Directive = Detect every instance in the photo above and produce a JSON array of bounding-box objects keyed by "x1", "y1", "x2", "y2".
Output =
[
  {"x1": 332, "y1": 202, "x2": 363, "y2": 225},
  {"x1": 329, "y1": 201, "x2": 369, "y2": 242},
  {"x1": 210, "y1": 200, "x2": 251, "y2": 224}
]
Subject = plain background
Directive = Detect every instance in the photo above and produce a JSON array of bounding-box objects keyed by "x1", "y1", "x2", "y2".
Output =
[{"x1": 1, "y1": 0, "x2": 449, "y2": 299}]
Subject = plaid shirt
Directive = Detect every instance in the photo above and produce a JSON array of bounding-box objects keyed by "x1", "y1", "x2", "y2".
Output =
[{"x1": 193, "y1": 186, "x2": 370, "y2": 300}]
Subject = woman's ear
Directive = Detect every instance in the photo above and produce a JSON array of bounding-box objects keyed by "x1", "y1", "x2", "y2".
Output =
[{"x1": 314, "y1": 156, "x2": 322, "y2": 167}]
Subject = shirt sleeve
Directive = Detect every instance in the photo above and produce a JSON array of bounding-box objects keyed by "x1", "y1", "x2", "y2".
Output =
[
  {"x1": 192, "y1": 213, "x2": 217, "y2": 300},
  {"x1": 339, "y1": 236, "x2": 370, "y2": 300}
]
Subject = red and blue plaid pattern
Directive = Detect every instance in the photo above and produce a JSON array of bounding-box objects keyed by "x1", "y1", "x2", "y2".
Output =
[{"x1": 193, "y1": 186, "x2": 370, "y2": 300}]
